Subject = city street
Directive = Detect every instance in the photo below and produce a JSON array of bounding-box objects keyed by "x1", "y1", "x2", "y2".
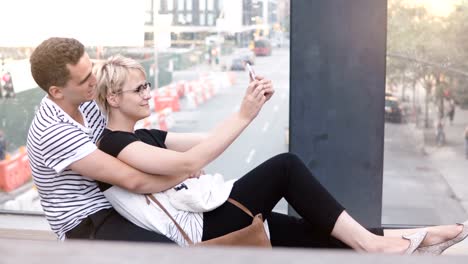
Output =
[{"x1": 171, "y1": 47, "x2": 291, "y2": 213}]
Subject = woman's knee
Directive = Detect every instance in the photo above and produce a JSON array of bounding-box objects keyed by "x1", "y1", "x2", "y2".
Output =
[
  {"x1": 271, "y1": 152, "x2": 300, "y2": 162},
  {"x1": 271, "y1": 153, "x2": 303, "y2": 167}
]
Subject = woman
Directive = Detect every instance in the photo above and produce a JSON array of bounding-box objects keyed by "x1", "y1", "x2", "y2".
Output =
[{"x1": 93, "y1": 55, "x2": 467, "y2": 254}]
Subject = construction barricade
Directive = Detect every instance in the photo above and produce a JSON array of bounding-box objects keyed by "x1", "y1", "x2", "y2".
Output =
[
  {"x1": 0, "y1": 147, "x2": 32, "y2": 192},
  {"x1": 153, "y1": 85, "x2": 180, "y2": 112},
  {"x1": 135, "y1": 108, "x2": 174, "y2": 132}
]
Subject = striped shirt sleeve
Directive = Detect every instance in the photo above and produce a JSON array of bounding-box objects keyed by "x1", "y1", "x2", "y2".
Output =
[{"x1": 40, "y1": 123, "x2": 97, "y2": 173}]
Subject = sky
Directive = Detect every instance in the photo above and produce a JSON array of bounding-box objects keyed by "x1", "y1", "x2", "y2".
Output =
[
  {"x1": 0, "y1": 0, "x2": 145, "y2": 47},
  {"x1": 406, "y1": 0, "x2": 462, "y2": 17}
]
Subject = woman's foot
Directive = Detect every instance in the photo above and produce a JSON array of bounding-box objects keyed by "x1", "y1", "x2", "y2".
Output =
[
  {"x1": 415, "y1": 221, "x2": 468, "y2": 255},
  {"x1": 420, "y1": 224, "x2": 464, "y2": 247},
  {"x1": 367, "y1": 230, "x2": 426, "y2": 255}
]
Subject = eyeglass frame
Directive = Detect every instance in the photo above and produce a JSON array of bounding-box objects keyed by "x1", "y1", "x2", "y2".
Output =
[{"x1": 114, "y1": 82, "x2": 152, "y2": 98}]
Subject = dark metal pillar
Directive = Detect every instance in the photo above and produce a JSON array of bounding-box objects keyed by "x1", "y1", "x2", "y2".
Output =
[{"x1": 289, "y1": 0, "x2": 387, "y2": 228}]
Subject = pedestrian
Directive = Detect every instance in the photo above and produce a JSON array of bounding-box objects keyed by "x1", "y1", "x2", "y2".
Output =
[
  {"x1": 0, "y1": 76, "x2": 3, "y2": 99},
  {"x1": 91, "y1": 54, "x2": 468, "y2": 254},
  {"x1": 465, "y1": 125, "x2": 468, "y2": 159},
  {"x1": 2, "y1": 72, "x2": 15, "y2": 98},
  {"x1": 0, "y1": 130, "x2": 6, "y2": 160},
  {"x1": 436, "y1": 121, "x2": 445, "y2": 146},
  {"x1": 448, "y1": 100, "x2": 455, "y2": 125}
]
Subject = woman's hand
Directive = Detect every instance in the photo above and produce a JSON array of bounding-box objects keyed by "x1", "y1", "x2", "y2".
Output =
[
  {"x1": 255, "y1": 76, "x2": 274, "y2": 102},
  {"x1": 239, "y1": 76, "x2": 274, "y2": 121},
  {"x1": 239, "y1": 79, "x2": 267, "y2": 121}
]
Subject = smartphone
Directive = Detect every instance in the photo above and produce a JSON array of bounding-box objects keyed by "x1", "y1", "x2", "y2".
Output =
[{"x1": 246, "y1": 62, "x2": 256, "y2": 80}]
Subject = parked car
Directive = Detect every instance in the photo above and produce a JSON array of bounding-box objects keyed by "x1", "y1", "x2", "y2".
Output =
[
  {"x1": 234, "y1": 48, "x2": 255, "y2": 65},
  {"x1": 254, "y1": 39, "x2": 272, "y2": 56},
  {"x1": 385, "y1": 96, "x2": 403, "y2": 123},
  {"x1": 230, "y1": 58, "x2": 246, "y2": 71}
]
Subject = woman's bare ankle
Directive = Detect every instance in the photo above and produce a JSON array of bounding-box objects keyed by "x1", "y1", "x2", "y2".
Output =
[{"x1": 366, "y1": 236, "x2": 410, "y2": 254}]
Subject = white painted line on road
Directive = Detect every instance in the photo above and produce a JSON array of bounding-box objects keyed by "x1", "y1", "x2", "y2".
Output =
[
  {"x1": 262, "y1": 122, "x2": 270, "y2": 133},
  {"x1": 246, "y1": 149, "x2": 256, "y2": 164},
  {"x1": 273, "y1": 105, "x2": 279, "y2": 112}
]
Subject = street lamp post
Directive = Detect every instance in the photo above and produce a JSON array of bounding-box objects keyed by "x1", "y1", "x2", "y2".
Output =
[{"x1": 153, "y1": 0, "x2": 160, "y2": 89}]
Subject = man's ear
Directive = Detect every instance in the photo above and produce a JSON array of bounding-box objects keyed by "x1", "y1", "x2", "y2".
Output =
[{"x1": 48, "y1": 86, "x2": 64, "y2": 100}]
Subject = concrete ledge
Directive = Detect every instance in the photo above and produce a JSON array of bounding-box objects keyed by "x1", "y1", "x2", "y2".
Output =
[
  {"x1": 0, "y1": 239, "x2": 467, "y2": 264},
  {"x1": 0, "y1": 228, "x2": 56, "y2": 241}
]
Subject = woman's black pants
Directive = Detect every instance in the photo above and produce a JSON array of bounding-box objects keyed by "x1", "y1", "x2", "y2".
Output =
[{"x1": 202, "y1": 153, "x2": 383, "y2": 248}]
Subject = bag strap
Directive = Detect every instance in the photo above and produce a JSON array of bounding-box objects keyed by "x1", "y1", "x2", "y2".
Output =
[
  {"x1": 145, "y1": 194, "x2": 195, "y2": 245},
  {"x1": 226, "y1": 198, "x2": 254, "y2": 218},
  {"x1": 145, "y1": 194, "x2": 255, "y2": 245}
]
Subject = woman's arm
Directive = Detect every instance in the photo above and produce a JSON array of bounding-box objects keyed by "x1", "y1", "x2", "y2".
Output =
[
  {"x1": 165, "y1": 132, "x2": 208, "y2": 152},
  {"x1": 117, "y1": 78, "x2": 273, "y2": 177}
]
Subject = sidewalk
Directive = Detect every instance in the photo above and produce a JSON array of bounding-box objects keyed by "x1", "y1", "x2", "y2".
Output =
[
  {"x1": 390, "y1": 107, "x2": 468, "y2": 255},
  {"x1": 424, "y1": 106, "x2": 468, "y2": 214}
]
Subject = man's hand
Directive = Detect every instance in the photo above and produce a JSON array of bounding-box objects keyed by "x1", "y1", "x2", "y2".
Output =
[{"x1": 188, "y1": 169, "x2": 205, "y2": 179}]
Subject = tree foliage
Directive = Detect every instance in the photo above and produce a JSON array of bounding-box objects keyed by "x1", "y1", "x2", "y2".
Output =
[{"x1": 387, "y1": 0, "x2": 468, "y2": 107}]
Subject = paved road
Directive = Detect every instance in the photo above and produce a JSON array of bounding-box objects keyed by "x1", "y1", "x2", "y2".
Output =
[{"x1": 171, "y1": 47, "x2": 290, "y2": 213}]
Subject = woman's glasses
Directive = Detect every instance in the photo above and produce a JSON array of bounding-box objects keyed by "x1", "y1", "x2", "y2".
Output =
[{"x1": 116, "y1": 82, "x2": 152, "y2": 98}]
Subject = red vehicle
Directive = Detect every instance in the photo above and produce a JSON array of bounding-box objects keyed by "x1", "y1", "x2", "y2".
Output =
[{"x1": 253, "y1": 39, "x2": 272, "y2": 56}]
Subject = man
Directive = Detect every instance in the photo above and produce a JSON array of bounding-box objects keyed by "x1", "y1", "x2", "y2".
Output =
[
  {"x1": 465, "y1": 125, "x2": 468, "y2": 159},
  {"x1": 27, "y1": 37, "x2": 188, "y2": 242}
]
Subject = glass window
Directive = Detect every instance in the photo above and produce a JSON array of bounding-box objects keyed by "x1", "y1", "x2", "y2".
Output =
[
  {"x1": 177, "y1": 0, "x2": 184, "y2": 11},
  {"x1": 186, "y1": 0, "x2": 192, "y2": 11},
  {"x1": 167, "y1": 0, "x2": 173, "y2": 11},
  {"x1": 218, "y1": 0, "x2": 224, "y2": 11},
  {"x1": 207, "y1": 13, "x2": 214, "y2": 25},
  {"x1": 384, "y1": 0, "x2": 468, "y2": 225},
  {"x1": 199, "y1": 12, "x2": 205, "y2": 25},
  {"x1": 186, "y1": 14, "x2": 192, "y2": 23},
  {"x1": 207, "y1": 0, "x2": 214, "y2": 11},
  {"x1": 178, "y1": 13, "x2": 185, "y2": 24},
  {"x1": 199, "y1": 0, "x2": 206, "y2": 11}
]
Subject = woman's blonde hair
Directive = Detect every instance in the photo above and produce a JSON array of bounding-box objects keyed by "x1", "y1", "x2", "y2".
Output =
[{"x1": 93, "y1": 55, "x2": 146, "y2": 115}]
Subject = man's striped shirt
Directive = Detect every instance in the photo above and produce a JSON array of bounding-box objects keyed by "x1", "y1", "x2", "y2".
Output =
[{"x1": 27, "y1": 97, "x2": 112, "y2": 240}]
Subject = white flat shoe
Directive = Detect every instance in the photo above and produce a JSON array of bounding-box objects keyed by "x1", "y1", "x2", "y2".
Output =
[
  {"x1": 415, "y1": 220, "x2": 468, "y2": 256},
  {"x1": 403, "y1": 228, "x2": 428, "y2": 255}
]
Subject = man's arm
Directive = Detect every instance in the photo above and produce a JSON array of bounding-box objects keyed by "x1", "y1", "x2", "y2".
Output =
[{"x1": 69, "y1": 148, "x2": 188, "y2": 194}]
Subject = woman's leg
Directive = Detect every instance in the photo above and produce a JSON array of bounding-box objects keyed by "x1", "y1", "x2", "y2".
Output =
[
  {"x1": 268, "y1": 212, "x2": 384, "y2": 248},
  {"x1": 204, "y1": 153, "x2": 409, "y2": 252},
  {"x1": 203, "y1": 153, "x2": 344, "y2": 244}
]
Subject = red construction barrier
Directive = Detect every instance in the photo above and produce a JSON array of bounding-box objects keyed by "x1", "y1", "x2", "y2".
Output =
[
  {"x1": 0, "y1": 149, "x2": 32, "y2": 192},
  {"x1": 153, "y1": 85, "x2": 180, "y2": 112},
  {"x1": 227, "y1": 72, "x2": 236, "y2": 85},
  {"x1": 175, "y1": 81, "x2": 187, "y2": 98},
  {"x1": 158, "y1": 113, "x2": 168, "y2": 131}
]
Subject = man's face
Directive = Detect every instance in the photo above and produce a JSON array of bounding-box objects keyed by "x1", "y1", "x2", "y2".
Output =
[{"x1": 62, "y1": 53, "x2": 97, "y2": 105}]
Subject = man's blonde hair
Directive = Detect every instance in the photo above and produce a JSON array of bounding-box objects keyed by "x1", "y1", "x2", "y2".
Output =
[{"x1": 93, "y1": 55, "x2": 146, "y2": 115}]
